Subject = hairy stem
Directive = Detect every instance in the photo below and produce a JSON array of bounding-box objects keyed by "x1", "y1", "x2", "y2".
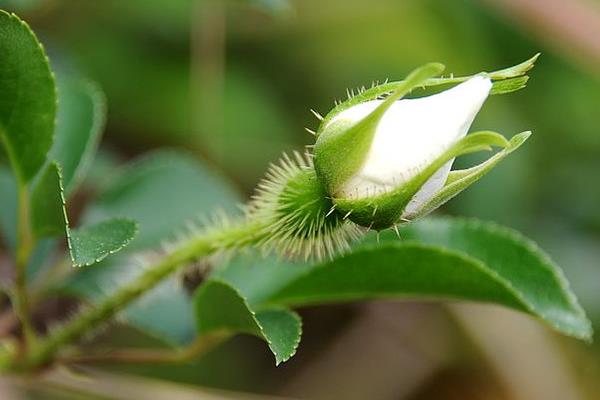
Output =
[
  {"x1": 3, "y1": 219, "x2": 266, "y2": 372},
  {"x1": 14, "y1": 182, "x2": 36, "y2": 349}
]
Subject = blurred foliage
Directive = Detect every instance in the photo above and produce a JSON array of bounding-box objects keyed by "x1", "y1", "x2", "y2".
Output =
[{"x1": 1, "y1": 0, "x2": 600, "y2": 398}]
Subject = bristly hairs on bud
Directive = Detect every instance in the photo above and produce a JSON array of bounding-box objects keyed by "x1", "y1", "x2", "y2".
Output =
[{"x1": 246, "y1": 151, "x2": 362, "y2": 260}]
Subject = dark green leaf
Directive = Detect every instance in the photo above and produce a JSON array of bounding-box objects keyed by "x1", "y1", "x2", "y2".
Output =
[
  {"x1": 0, "y1": 11, "x2": 56, "y2": 183},
  {"x1": 31, "y1": 162, "x2": 67, "y2": 239},
  {"x1": 50, "y1": 77, "x2": 106, "y2": 195},
  {"x1": 195, "y1": 280, "x2": 301, "y2": 365},
  {"x1": 388, "y1": 217, "x2": 592, "y2": 340},
  {"x1": 218, "y1": 217, "x2": 591, "y2": 341},
  {"x1": 0, "y1": 166, "x2": 17, "y2": 248},
  {"x1": 69, "y1": 218, "x2": 138, "y2": 267}
]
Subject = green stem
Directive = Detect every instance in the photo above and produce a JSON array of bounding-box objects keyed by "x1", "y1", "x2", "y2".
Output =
[
  {"x1": 14, "y1": 182, "x2": 36, "y2": 348},
  {"x1": 57, "y1": 329, "x2": 231, "y2": 365},
  {"x1": 7, "y1": 219, "x2": 266, "y2": 372}
]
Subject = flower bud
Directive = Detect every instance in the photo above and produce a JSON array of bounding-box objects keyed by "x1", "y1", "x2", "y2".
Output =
[
  {"x1": 248, "y1": 60, "x2": 534, "y2": 259},
  {"x1": 314, "y1": 64, "x2": 529, "y2": 230}
]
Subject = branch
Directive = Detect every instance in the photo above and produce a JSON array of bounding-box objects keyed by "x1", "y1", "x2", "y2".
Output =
[
  {"x1": 13, "y1": 182, "x2": 36, "y2": 348},
  {"x1": 59, "y1": 330, "x2": 231, "y2": 366},
  {"x1": 0, "y1": 219, "x2": 266, "y2": 372}
]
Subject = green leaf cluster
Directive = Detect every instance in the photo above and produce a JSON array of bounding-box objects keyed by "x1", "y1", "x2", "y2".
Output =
[{"x1": 0, "y1": 10, "x2": 136, "y2": 267}]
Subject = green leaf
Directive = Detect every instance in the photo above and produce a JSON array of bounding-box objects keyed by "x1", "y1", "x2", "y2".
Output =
[
  {"x1": 50, "y1": 77, "x2": 106, "y2": 195},
  {"x1": 0, "y1": 166, "x2": 17, "y2": 248},
  {"x1": 393, "y1": 217, "x2": 591, "y2": 340},
  {"x1": 61, "y1": 151, "x2": 243, "y2": 346},
  {"x1": 30, "y1": 162, "x2": 136, "y2": 266},
  {"x1": 31, "y1": 162, "x2": 67, "y2": 239},
  {"x1": 253, "y1": 217, "x2": 590, "y2": 341},
  {"x1": 194, "y1": 280, "x2": 301, "y2": 365},
  {"x1": 0, "y1": 11, "x2": 56, "y2": 183},
  {"x1": 69, "y1": 218, "x2": 138, "y2": 267}
]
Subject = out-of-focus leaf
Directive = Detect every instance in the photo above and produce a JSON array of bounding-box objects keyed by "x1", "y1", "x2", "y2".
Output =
[
  {"x1": 50, "y1": 77, "x2": 106, "y2": 195},
  {"x1": 0, "y1": 1, "x2": 44, "y2": 13},
  {"x1": 0, "y1": 11, "x2": 55, "y2": 183},
  {"x1": 212, "y1": 68, "x2": 298, "y2": 185},
  {"x1": 61, "y1": 151, "x2": 242, "y2": 346},
  {"x1": 84, "y1": 151, "x2": 241, "y2": 250},
  {"x1": 69, "y1": 219, "x2": 137, "y2": 267},
  {"x1": 194, "y1": 280, "x2": 301, "y2": 365},
  {"x1": 239, "y1": 0, "x2": 293, "y2": 16},
  {"x1": 60, "y1": 256, "x2": 197, "y2": 345}
]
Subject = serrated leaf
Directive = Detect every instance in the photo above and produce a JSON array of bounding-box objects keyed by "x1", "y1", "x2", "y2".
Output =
[
  {"x1": 0, "y1": 11, "x2": 56, "y2": 183},
  {"x1": 50, "y1": 77, "x2": 106, "y2": 195},
  {"x1": 29, "y1": 162, "x2": 137, "y2": 266},
  {"x1": 31, "y1": 162, "x2": 67, "y2": 239},
  {"x1": 69, "y1": 219, "x2": 137, "y2": 267},
  {"x1": 217, "y1": 217, "x2": 590, "y2": 341},
  {"x1": 391, "y1": 217, "x2": 591, "y2": 340},
  {"x1": 195, "y1": 280, "x2": 301, "y2": 365}
]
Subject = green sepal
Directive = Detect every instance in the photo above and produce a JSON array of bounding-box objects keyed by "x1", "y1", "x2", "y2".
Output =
[
  {"x1": 313, "y1": 63, "x2": 445, "y2": 195},
  {"x1": 406, "y1": 131, "x2": 531, "y2": 220},
  {"x1": 334, "y1": 131, "x2": 514, "y2": 230},
  {"x1": 317, "y1": 53, "x2": 539, "y2": 131}
]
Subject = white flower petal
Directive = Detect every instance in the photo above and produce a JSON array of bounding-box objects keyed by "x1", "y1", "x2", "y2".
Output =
[{"x1": 329, "y1": 76, "x2": 492, "y2": 201}]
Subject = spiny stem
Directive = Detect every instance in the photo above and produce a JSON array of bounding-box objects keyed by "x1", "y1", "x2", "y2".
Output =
[
  {"x1": 14, "y1": 182, "x2": 36, "y2": 349},
  {"x1": 5, "y1": 219, "x2": 267, "y2": 372}
]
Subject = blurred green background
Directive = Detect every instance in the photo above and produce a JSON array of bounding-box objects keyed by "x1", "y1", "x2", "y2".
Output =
[{"x1": 1, "y1": 0, "x2": 600, "y2": 398}]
